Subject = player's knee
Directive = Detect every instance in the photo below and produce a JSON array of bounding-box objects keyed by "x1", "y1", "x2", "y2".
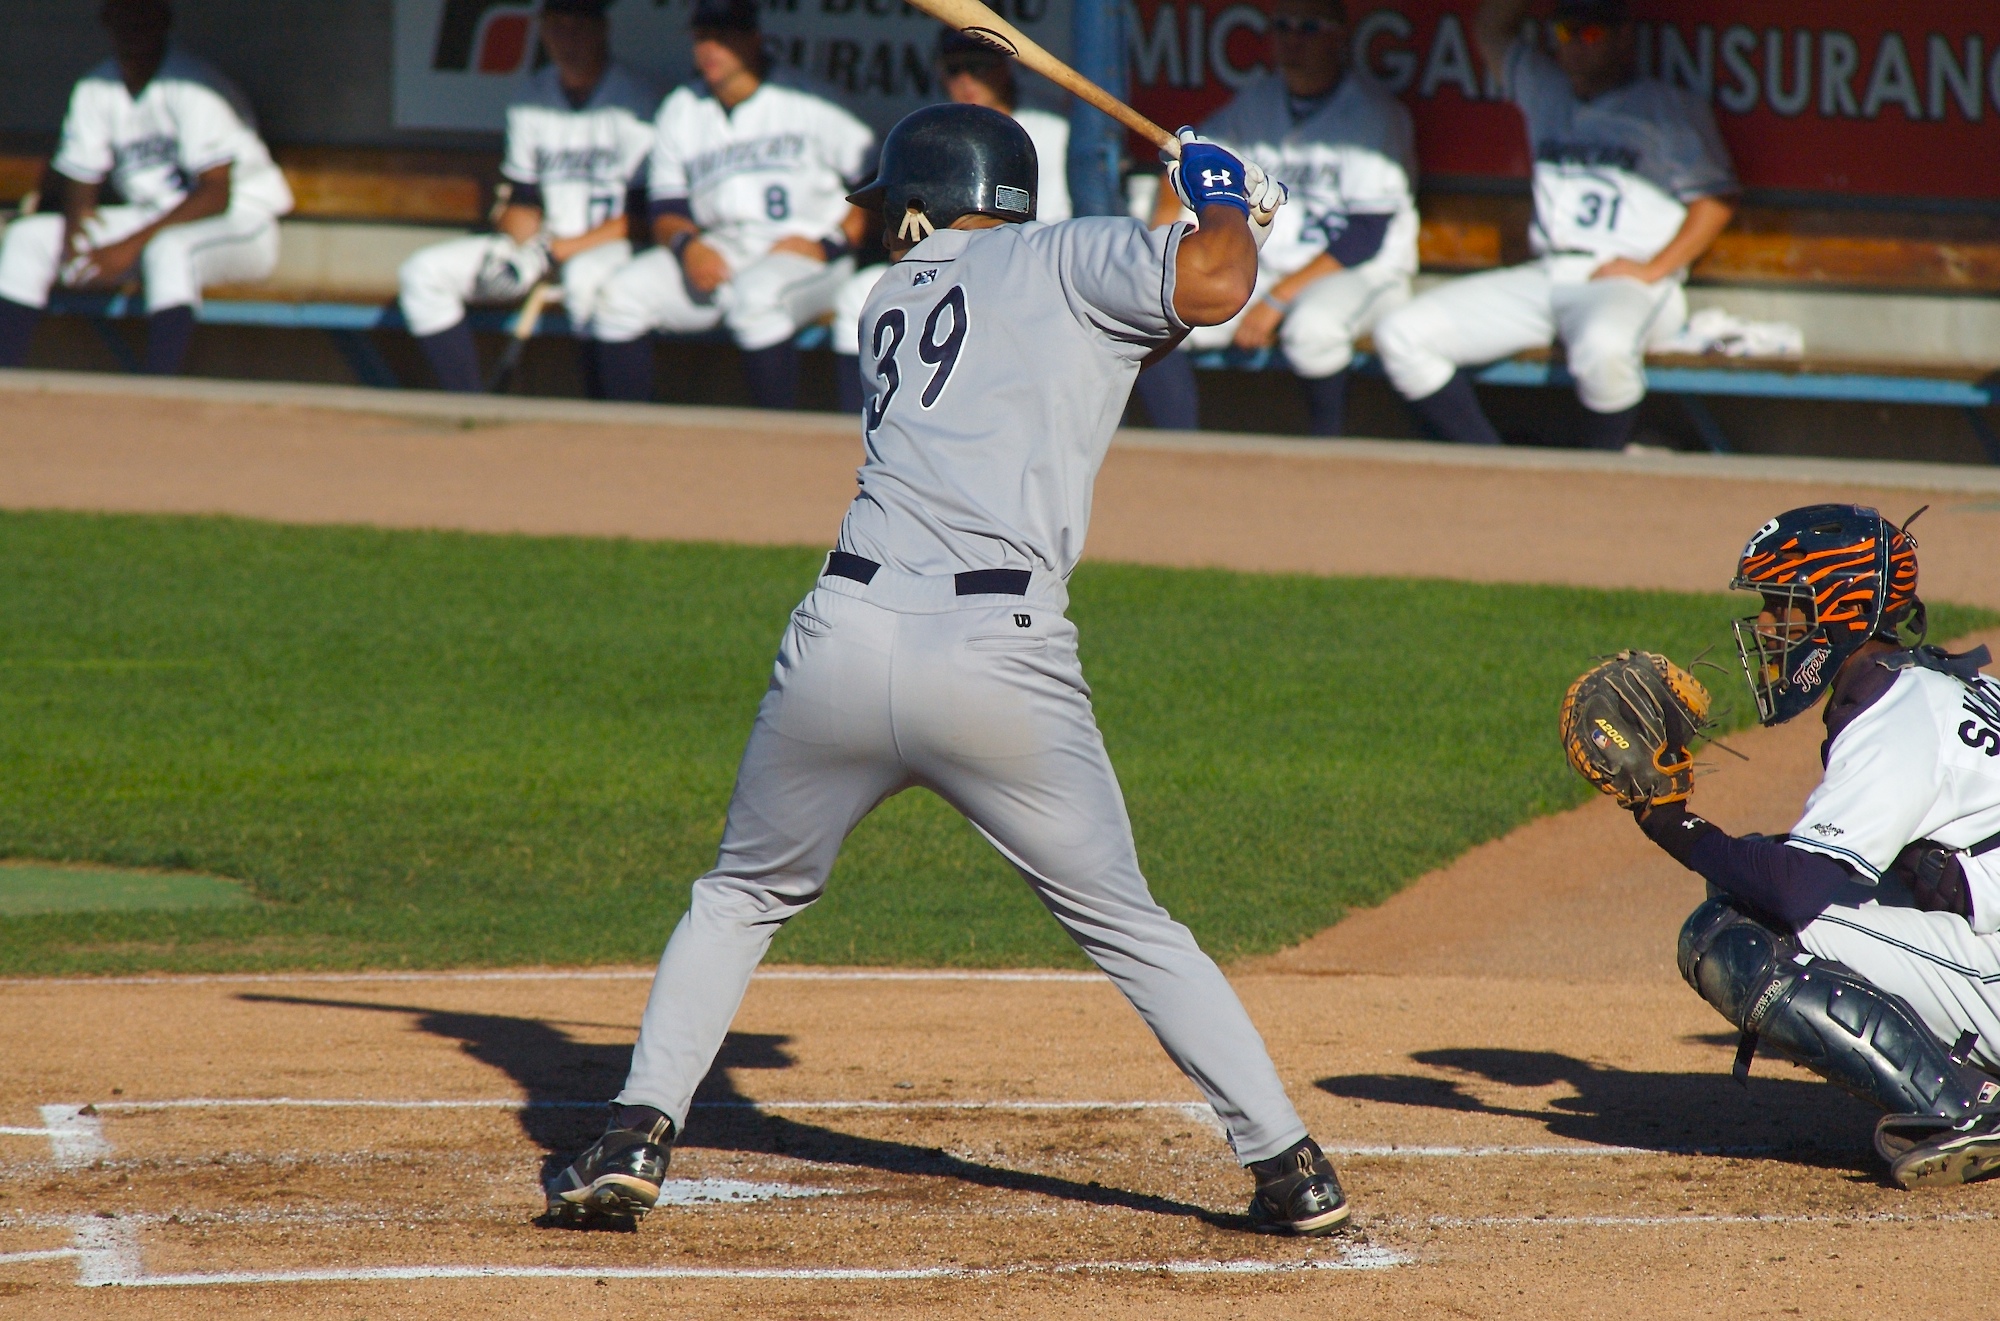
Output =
[
  {"x1": 590, "y1": 276, "x2": 653, "y2": 342},
  {"x1": 1, "y1": 213, "x2": 63, "y2": 266},
  {"x1": 1677, "y1": 897, "x2": 1795, "y2": 1028},
  {"x1": 1566, "y1": 338, "x2": 1646, "y2": 412},
  {"x1": 1279, "y1": 315, "x2": 1355, "y2": 379},
  {"x1": 1372, "y1": 303, "x2": 1450, "y2": 399}
]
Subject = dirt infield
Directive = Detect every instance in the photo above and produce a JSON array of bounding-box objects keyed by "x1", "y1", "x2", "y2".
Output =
[{"x1": 5, "y1": 376, "x2": 2000, "y2": 1317}]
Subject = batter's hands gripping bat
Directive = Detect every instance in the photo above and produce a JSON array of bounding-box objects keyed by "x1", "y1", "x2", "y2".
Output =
[
  {"x1": 486, "y1": 280, "x2": 557, "y2": 394},
  {"x1": 901, "y1": 0, "x2": 1180, "y2": 157}
]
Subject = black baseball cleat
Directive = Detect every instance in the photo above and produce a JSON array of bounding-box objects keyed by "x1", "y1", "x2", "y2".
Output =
[
  {"x1": 1884, "y1": 1110, "x2": 2000, "y2": 1188},
  {"x1": 546, "y1": 1106, "x2": 674, "y2": 1226},
  {"x1": 1246, "y1": 1136, "x2": 1351, "y2": 1235}
]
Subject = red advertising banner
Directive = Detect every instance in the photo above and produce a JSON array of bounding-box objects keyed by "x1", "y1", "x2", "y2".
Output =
[{"x1": 1126, "y1": 1, "x2": 2000, "y2": 203}]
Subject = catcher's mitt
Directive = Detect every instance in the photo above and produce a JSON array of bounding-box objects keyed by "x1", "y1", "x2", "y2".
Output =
[{"x1": 1560, "y1": 650, "x2": 1713, "y2": 809}]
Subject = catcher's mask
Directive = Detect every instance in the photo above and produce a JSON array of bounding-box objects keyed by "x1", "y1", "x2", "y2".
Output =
[{"x1": 1730, "y1": 503, "x2": 1924, "y2": 726}]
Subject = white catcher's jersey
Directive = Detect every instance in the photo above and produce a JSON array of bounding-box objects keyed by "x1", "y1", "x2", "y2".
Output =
[
  {"x1": 1199, "y1": 70, "x2": 1417, "y2": 279},
  {"x1": 838, "y1": 218, "x2": 1187, "y2": 578},
  {"x1": 52, "y1": 48, "x2": 292, "y2": 219},
  {"x1": 1013, "y1": 106, "x2": 1071, "y2": 222},
  {"x1": 500, "y1": 63, "x2": 659, "y2": 240},
  {"x1": 1505, "y1": 40, "x2": 1734, "y2": 267},
  {"x1": 1785, "y1": 665, "x2": 2000, "y2": 931},
  {"x1": 647, "y1": 75, "x2": 874, "y2": 271}
]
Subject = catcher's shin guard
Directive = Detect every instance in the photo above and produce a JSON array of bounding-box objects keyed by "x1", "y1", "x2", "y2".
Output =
[{"x1": 1678, "y1": 898, "x2": 2000, "y2": 1122}]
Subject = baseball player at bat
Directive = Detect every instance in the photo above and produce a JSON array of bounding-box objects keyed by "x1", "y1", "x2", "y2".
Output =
[
  {"x1": 0, "y1": 0, "x2": 292, "y2": 376},
  {"x1": 397, "y1": 0, "x2": 657, "y2": 394},
  {"x1": 827, "y1": 26, "x2": 1072, "y2": 414},
  {"x1": 1562, "y1": 505, "x2": 2000, "y2": 1187},
  {"x1": 589, "y1": 0, "x2": 874, "y2": 410},
  {"x1": 1134, "y1": 0, "x2": 1417, "y2": 436},
  {"x1": 549, "y1": 104, "x2": 1349, "y2": 1236},
  {"x1": 1373, "y1": 0, "x2": 1737, "y2": 450}
]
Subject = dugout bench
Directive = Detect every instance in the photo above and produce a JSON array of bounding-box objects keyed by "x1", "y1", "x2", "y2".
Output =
[{"x1": 5, "y1": 148, "x2": 1997, "y2": 461}]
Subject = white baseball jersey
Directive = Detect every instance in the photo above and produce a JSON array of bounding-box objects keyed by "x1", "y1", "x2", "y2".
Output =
[
  {"x1": 1013, "y1": 106, "x2": 1071, "y2": 223},
  {"x1": 500, "y1": 63, "x2": 660, "y2": 240},
  {"x1": 1199, "y1": 69, "x2": 1417, "y2": 279},
  {"x1": 52, "y1": 48, "x2": 291, "y2": 220},
  {"x1": 839, "y1": 218, "x2": 1186, "y2": 578},
  {"x1": 647, "y1": 74, "x2": 874, "y2": 271},
  {"x1": 1505, "y1": 40, "x2": 1735, "y2": 266},
  {"x1": 1785, "y1": 664, "x2": 2000, "y2": 931}
]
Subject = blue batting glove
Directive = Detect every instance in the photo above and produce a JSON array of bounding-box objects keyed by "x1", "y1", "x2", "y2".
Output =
[{"x1": 1165, "y1": 127, "x2": 1252, "y2": 215}]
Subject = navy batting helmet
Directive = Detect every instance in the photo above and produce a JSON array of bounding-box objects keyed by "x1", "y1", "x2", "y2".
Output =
[{"x1": 846, "y1": 103, "x2": 1037, "y2": 246}]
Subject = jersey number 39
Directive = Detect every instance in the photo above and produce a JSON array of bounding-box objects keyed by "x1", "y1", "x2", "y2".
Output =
[{"x1": 865, "y1": 286, "x2": 968, "y2": 431}]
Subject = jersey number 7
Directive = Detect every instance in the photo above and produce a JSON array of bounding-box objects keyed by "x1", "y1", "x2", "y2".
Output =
[{"x1": 865, "y1": 286, "x2": 969, "y2": 431}]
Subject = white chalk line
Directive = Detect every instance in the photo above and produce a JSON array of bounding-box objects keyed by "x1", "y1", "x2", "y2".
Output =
[
  {"x1": 0, "y1": 1248, "x2": 78, "y2": 1265},
  {"x1": 88, "y1": 1248, "x2": 1410, "y2": 1288},
  {"x1": 0, "y1": 1126, "x2": 54, "y2": 1137},
  {"x1": 0, "y1": 967, "x2": 1102, "y2": 989},
  {"x1": 1422, "y1": 1210, "x2": 1999, "y2": 1230}
]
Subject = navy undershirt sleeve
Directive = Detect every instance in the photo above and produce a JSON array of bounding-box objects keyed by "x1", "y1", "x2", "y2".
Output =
[
  {"x1": 1640, "y1": 802, "x2": 1867, "y2": 929},
  {"x1": 650, "y1": 197, "x2": 693, "y2": 223},
  {"x1": 1324, "y1": 212, "x2": 1392, "y2": 267}
]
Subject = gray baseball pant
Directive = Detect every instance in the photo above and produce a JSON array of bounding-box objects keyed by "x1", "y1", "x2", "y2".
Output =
[{"x1": 617, "y1": 563, "x2": 1310, "y2": 1164}]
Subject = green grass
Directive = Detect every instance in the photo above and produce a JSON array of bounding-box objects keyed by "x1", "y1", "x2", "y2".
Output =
[
  {"x1": 0, "y1": 863, "x2": 253, "y2": 916},
  {"x1": 0, "y1": 510, "x2": 1986, "y2": 974}
]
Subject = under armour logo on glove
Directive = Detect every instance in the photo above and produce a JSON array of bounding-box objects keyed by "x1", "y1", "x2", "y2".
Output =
[{"x1": 1166, "y1": 128, "x2": 1252, "y2": 215}]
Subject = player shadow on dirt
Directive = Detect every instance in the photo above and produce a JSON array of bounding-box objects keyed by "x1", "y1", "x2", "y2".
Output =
[
  {"x1": 1315, "y1": 1047, "x2": 1879, "y2": 1171},
  {"x1": 238, "y1": 993, "x2": 1239, "y2": 1230}
]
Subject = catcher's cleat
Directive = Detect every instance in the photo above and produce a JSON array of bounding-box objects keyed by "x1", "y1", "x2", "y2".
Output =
[
  {"x1": 1885, "y1": 1110, "x2": 2000, "y2": 1188},
  {"x1": 547, "y1": 1107, "x2": 674, "y2": 1225},
  {"x1": 1245, "y1": 1136, "x2": 1351, "y2": 1236}
]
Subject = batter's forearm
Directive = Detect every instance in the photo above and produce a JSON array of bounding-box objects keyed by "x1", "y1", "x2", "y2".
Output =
[{"x1": 1173, "y1": 209, "x2": 1258, "y2": 326}]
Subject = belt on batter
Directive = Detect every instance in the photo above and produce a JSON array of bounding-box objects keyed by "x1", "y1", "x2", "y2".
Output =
[{"x1": 824, "y1": 551, "x2": 1030, "y2": 597}]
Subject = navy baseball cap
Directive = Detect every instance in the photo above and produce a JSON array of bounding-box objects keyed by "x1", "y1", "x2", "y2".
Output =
[{"x1": 691, "y1": 0, "x2": 759, "y2": 31}]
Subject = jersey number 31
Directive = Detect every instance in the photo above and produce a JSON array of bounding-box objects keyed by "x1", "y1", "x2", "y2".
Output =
[{"x1": 865, "y1": 286, "x2": 968, "y2": 431}]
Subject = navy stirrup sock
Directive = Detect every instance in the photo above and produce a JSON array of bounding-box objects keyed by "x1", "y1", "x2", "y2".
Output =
[
  {"x1": 1133, "y1": 352, "x2": 1199, "y2": 430},
  {"x1": 415, "y1": 320, "x2": 482, "y2": 392},
  {"x1": 834, "y1": 355, "x2": 864, "y2": 413},
  {"x1": 1303, "y1": 369, "x2": 1350, "y2": 437},
  {"x1": 0, "y1": 297, "x2": 40, "y2": 367},
  {"x1": 593, "y1": 337, "x2": 655, "y2": 402},
  {"x1": 1409, "y1": 368, "x2": 1504, "y2": 446},
  {"x1": 1578, "y1": 403, "x2": 1641, "y2": 450},
  {"x1": 740, "y1": 341, "x2": 799, "y2": 410}
]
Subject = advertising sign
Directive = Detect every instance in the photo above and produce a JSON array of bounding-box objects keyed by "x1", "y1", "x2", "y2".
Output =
[
  {"x1": 393, "y1": 0, "x2": 1073, "y2": 134},
  {"x1": 1128, "y1": 0, "x2": 2000, "y2": 202}
]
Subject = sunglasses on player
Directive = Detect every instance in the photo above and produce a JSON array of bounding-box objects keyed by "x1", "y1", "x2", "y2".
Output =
[
  {"x1": 1551, "y1": 19, "x2": 1615, "y2": 45},
  {"x1": 1269, "y1": 15, "x2": 1339, "y2": 36}
]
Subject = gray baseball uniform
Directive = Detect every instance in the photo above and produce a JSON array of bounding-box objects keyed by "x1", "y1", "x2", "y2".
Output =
[{"x1": 617, "y1": 216, "x2": 1311, "y2": 1164}]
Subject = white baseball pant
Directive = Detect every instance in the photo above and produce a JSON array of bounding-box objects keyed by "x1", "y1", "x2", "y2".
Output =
[
  {"x1": 616, "y1": 565, "x2": 1310, "y2": 1164},
  {"x1": 397, "y1": 234, "x2": 632, "y2": 338},
  {"x1": 591, "y1": 246, "x2": 854, "y2": 351},
  {"x1": 830, "y1": 261, "x2": 889, "y2": 356},
  {"x1": 1800, "y1": 902, "x2": 2000, "y2": 1075},
  {"x1": 1181, "y1": 264, "x2": 1411, "y2": 379},
  {"x1": 1373, "y1": 255, "x2": 1688, "y2": 413},
  {"x1": 0, "y1": 204, "x2": 279, "y2": 312}
]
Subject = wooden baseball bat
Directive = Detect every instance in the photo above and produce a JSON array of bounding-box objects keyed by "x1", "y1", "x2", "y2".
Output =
[
  {"x1": 905, "y1": 0, "x2": 1181, "y2": 158},
  {"x1": 485, "y1": 280, "x2": 557, "y2": 394}
]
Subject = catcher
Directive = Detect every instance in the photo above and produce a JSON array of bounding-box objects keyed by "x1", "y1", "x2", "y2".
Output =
[{"x1": 1562, "y1": 503, "x2": 2000, "y2": 1187}]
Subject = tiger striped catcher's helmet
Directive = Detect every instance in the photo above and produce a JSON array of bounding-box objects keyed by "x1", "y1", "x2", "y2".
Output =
[{"x1": 1731, "y1": 503, "x2": 1923, "y2": 725}]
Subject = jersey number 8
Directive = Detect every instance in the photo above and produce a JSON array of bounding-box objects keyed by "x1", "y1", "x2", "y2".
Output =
[{"x1": 865, "y1": 286, "x2": 968, "y2": 431}]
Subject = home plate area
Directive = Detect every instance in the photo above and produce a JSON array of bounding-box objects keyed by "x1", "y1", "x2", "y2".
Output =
[{"x1": 3, "y1": 969, "x2": 1999, "y2": 1314}]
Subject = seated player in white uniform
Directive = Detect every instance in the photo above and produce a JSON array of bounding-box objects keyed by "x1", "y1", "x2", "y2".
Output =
[
  {"x1": 1372, "y1": 0, "x2": 1736, "y2": 449},
  {"x1": 396, "y1": 0, "x2": 656, "y2": 394},
  {"x1": 546, "y1": 105, "x2": 1357, "y2": 1239},
  {"x1": 1644, "y1": 504, "x2": 2000, "y2": 1187},
  {"x1": 0, "y1": 0, "x2": 292, "y2": 375},
  {"x1": 827, "y1": 26, "x2": 1072, "y2": 413},
  {"x1": 1132, "y1": 0, "x2": 1417, "y2": 436},
  {"x1": 590, "y1": 0, "x2": 874, "y2": 410}
]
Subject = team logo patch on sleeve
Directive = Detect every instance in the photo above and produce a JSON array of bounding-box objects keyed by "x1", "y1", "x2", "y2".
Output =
[{"x1": 912, "y1": 269, "x2": 938, "y2": 287}]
